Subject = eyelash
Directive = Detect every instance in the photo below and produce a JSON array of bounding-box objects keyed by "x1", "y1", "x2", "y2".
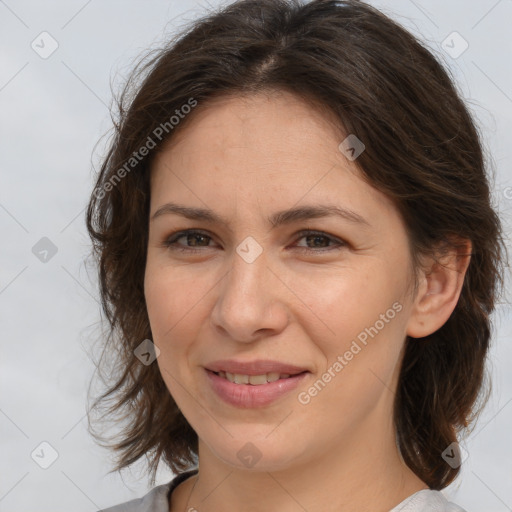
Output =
[{"x1": 161, "y1": 229, "x2": 347, "y2": 254}]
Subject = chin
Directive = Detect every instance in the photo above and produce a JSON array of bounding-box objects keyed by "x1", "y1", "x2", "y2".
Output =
[{"x1": 204, "y1": 434, "x2": 308, "y2": 473}]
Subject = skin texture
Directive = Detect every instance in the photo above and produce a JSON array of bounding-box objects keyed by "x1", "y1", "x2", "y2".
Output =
[{"x1": 144, "y1": 90, "x2": 471, "y2": 512}]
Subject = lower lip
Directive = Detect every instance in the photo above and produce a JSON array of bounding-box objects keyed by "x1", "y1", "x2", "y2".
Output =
[{"x1": 205, "y1": 369, "x2": 309, "y2": 408}]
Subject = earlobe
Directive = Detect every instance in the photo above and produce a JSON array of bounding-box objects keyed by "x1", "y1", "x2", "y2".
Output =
[{"x1": 406, "y1": 238, "x2": 472, "y2": 339}]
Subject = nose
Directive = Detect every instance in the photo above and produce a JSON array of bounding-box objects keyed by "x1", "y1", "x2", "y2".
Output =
[{"x1": 210, "y1": 246, "x2": 290, "y2": 343}]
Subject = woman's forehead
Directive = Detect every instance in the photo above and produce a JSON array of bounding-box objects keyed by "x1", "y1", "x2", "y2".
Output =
[{"x1": 158, "y1": 90, "x2": 346, "y2": 155}]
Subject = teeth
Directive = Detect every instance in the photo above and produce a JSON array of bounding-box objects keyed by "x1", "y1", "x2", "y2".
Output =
[
  {"x1": 234, "y1": 373, "x2": 249, "y2": 384},
  {"x1": 248, "y1": 374, "x2": 268, "y2": 385},
  {"x1": 219, "y1": 371, "x2": 292, "y2": 384}
]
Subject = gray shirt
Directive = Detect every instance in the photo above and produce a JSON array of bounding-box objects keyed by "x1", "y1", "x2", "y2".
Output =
[{"x1": 98, "y1": 469, "x2": 467, "y2": 512}]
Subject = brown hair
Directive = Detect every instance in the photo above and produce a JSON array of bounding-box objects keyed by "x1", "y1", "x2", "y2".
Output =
[{"x1": 86, "y1": 0, "x2": 508, "y2": 489}]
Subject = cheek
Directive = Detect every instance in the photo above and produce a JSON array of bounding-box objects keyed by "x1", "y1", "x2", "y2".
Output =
[
  {"x1": 144, "y1": 263, "x2": 209, "y2": 379},
  {"x1": 145, "y1": 262, "x2": 203, "y2": 335},
  {"x1": 304, "y1": 265, "x2": 408, "y2": 389},
  {"x1": 296, "y1": 266, "x2": 396, "y2": 342},
  {"x1": 144, "y1": 268, "x2": 185, "y2": 376},
  {"x1": 307, "y1": 315, "x2": 406, "y2": 438}
]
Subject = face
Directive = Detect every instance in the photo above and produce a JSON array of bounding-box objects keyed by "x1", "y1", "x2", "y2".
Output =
[{"x1": 144, "y1": 90, "x2": 418, "y2": 472}]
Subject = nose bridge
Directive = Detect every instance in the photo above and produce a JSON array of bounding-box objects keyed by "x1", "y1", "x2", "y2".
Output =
[
  {"x1": 210, "y1": 239, "x2": 288, "y2": 341},
  {"x1": 229, "y1": 238, "x2": 269, "y2": 297}
]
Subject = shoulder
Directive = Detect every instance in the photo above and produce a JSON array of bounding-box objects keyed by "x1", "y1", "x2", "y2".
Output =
[
  {"x1": 98, "y1": 482, "x2": 172, "y2": 512},
  {"x1": 97, "y1": 469, "x2": 199, "y2": 512},
  {"x1": 389, "y1": 489, "x2": 467, "y2": 512}
]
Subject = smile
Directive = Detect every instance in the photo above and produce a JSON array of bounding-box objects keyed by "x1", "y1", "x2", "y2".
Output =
[
  {"x1": 213, "y1": 370, "x2": 297, "y2": 384},
  {"x1": 205, "y1": 369, "x2": 310, "y2": 408}
]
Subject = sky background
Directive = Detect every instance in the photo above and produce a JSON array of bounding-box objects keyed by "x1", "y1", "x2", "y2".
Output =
[{"x1": 1, "y1": 0, "x2": 511, "y2": 510}]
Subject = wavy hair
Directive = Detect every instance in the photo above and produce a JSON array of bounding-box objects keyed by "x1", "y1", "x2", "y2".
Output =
[{"x1": 86, "y1": 0, "x2": 508, "y2": 488}]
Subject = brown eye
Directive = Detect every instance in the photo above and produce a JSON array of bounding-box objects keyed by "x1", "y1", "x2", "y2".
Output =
[
  {"x1": 293, "y1": 230, "x2": 346, "y2": 253},
  {"x1": 162, "y1": 230, "x2": 215, "y2": 253}
]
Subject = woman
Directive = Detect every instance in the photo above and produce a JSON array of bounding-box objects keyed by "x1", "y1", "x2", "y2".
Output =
[{"x1": 86, "y1": 0, "x2": 507, "y2": 510}]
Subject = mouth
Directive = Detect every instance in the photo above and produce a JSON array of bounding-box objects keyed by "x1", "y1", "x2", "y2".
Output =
[
  {"x1": 208, "y1": 369, "x2": 309, "y2": 385},
  {"x1": 205, "y1": 367, "x2": 310, "y2": 408}
]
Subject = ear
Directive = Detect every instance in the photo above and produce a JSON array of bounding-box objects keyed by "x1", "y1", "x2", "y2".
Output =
[{"x1": 406, "y1": 237, "x2": 472, "y2": 338}]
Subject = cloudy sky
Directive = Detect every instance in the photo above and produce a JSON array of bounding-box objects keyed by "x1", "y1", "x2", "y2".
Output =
[{"x1": 1, "y1": 0, "x2": 511, "y2": 510}]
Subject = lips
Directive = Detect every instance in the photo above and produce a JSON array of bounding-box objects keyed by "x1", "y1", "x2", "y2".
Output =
[
  {"x1": 204, "y1": 359, "x2": 311, "y2": 407},
  {"x1": 205, "y1": 368, "x2": 309, "y2": 408}
]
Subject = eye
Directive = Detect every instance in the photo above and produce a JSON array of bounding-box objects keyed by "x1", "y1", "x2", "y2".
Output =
[
  {"x1": 162, "y1": 230, "x2": 216, "y2": 253},
  {"x1": 292, "y1": 230, "x2": 346, "y2": 253},
  {"x1": 161, "y1": 229, "x2": 347, "y2": 254}
]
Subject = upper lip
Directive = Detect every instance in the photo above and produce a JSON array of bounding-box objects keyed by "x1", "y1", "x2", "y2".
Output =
[{"x1": 205, "y1": 359, "x2": 310, "y2": 376}]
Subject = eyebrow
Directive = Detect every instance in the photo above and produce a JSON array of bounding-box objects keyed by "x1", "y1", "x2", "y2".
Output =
[{"x1": 151, "y1": 202, "x2": 371, "y2": 229}]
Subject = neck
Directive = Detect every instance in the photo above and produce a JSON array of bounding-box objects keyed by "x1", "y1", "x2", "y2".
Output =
[{"x1": 171, "y1": 418, "x2": 428, "y2": 512}]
